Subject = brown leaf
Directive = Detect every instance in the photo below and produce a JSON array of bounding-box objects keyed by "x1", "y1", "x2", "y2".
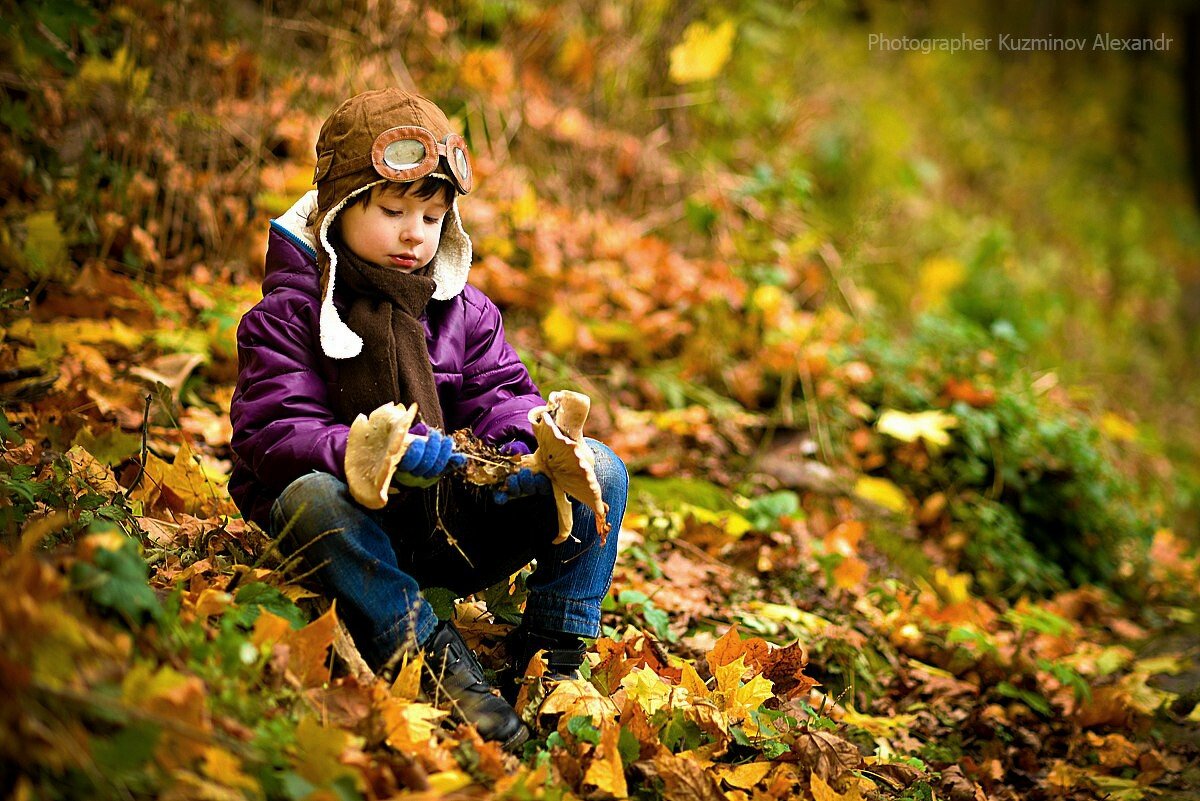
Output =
[
  {"x1": 652, "y1": 753, "x2": 726, "y2": 801},
  {"x1": 761, "y1": 642, "x2": 818, "y2": 699},
  {"x1": 789, "y1": 730, "x2": 864, "y2": 782}
]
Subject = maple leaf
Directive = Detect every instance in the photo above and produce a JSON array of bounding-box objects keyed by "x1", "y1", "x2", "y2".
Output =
[
  {"x1": 286, "y1": 604, "x2": 339, "y2": 687},
  {"x1": 381, "y1": 696, "x2": 448, "y2": 750},
  {"x1": 294, "y1": 717, "x2": 359, "y2": 790},
  {"x1": 706, "y1": 624, "x2": 770, "y2": 675},
  {"x1": 713, "y1": 657, "x2": 774, "y2": 733},
  {"x1": 620, "y1": 665, "x2": 685, "y2": 716},
  {"x1": 200, "y1": 746, "x2": 258, "y2": 794}
]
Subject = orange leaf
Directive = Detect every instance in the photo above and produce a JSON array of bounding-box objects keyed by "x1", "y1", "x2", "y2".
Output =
[
  {"x1": 251, "y1": 610, "x2": 293, "y2": 650},
  {"x1": 832, "y1": 556, "x2": 868, "y2": 590},
  {"x1": 286, "y1": 603, "x2": 338, "y2": 687},
  {"x1": 706, "y1": 624, "x2": 770, "y2": 675},
  {"x1": 583, "y1": 721, "x2": 628, "y2": 798}
]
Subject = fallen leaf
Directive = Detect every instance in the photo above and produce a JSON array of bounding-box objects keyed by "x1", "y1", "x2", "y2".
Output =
[
  {"x1": 716, "y1": 762, "x2": 772, "y2": 790},
  {"x1": 583, "y1": 721, "x2": 628, "y2": 798},
  {"x1": 810, "y1": 771, "x2": 867, "y2": 801},
  {"x1": 653, "y1": 752, "x2": 726, "y2": 801},
  {"x1": 791, "y1": 730, "x2": 863, "y2": 782},
  {"x1": 706, "y1": 625, "x2": 770, "y2": 674}
]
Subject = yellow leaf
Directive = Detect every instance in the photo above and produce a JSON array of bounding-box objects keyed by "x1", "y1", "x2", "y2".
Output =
[
  {"x1": 382, "y1": 698, "x2": 447, "y2": 749},
  {"x1": 743, "y1": 602, "x2": 833, "y2": 633},
  {"x1": 717, "y1": 762, "x2": 772, "y2": 790},
  {"x1": 68, "y1": 46, "x2": 150, "y2": 102},
  {"x1": 810, "y1": 771, "x2": 866, "y2": 801},
  {"x1": 193, "y1": 588, "x2": 233, "y2": 618},
  {"x1": 713, "y1": 657, "x2": 774, "y2": 732},
  {"x1": 251, "y1": 610, "x2": 293, "y2": 650},
  {"x1": 428, "y1": 770, "x2": 474, "y2": 793},
  {"x1": 621, "y1": 666, "x2": 681, "y2": 716},
  {"x1": 876, "y1": 409, "x2": 959, "y2": 450},
  {"x1": 390, "y1": 652, "x2": 424, "y2": 701},
  {"x1": 731, "y1": 675, "x2": 774, "y2": 729},
  {"x1": 679, "y1": 660, "x2": 709, "y2": 697},
  {"x1": 295, "y1": 717, "x2": 355, "y2": 788},
  {"x1": 840, "y1": 707, "x2": 917, "y2": 737},
  {"x1": 583, "y1": 722, "x2": 628, "y2": 798},
  {"x1": 1100, "y1": 412, "x2": 1138, "y2": 442},
  {"x1": 852, "y1": 476, "x2": 909, "y2": 513},
  {"x1": 542, "y1": 306, "x2": 577, "y2": 352},
  {"x1": 65, "y1": 445, "x2": 121, "y2": 494},
  {"x1": 933, "y1": 568, "x2": 972, "y2": 605},
  {"x1": 669, "y1": 19, "x2": 736, "y2": 83},
  {"x1": 201, "y1": 746, "x2": 258, "y2": 794},
  {"x1": 683, "y1": 504, "x2": 754, "y2": 538},
  {"x1": 540, "y1": 678, "x2": 620, "y2": 725}
]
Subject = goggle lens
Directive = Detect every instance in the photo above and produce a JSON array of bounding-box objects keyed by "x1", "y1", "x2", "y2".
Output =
[
  {"x1": 383, "y1": 139, "x2": 428, "y2": 171},
  {"x1": 453, "y1": 147, "x2": 470, "y2": 181}
]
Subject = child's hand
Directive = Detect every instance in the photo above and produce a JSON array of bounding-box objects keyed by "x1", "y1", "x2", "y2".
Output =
[
  {"x1": 393, "y1": 429, "x2": 467, "y2": 488},
  {"x1": 493, "y1": 468, "x2": 552, "y2": 504}
]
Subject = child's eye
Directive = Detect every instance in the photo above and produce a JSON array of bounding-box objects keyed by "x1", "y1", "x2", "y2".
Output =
[
  {"x1": 382, "y1": 208, "x2": 402, "y2": 217},
  {"x1": 423, "y1": 216, "x2": 440, "y2": 224}
]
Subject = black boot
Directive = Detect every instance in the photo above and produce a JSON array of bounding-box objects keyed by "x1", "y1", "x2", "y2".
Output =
[
  {"x1": 422, "y1": 619, "x2": 529, "y2": 750},
  {"x1": 503, "y1": 625, "x2": 587, "y2": 703}
]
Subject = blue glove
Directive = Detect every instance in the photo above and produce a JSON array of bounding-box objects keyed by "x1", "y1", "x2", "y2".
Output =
[
  {"x1": 493, "y1": 467, "x2": 552, "y2": 504},
  {"x1": 393, "y1": 428, "x2": 467, "y2": 488}
]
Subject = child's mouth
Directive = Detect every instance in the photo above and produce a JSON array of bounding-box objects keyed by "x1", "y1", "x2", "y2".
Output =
[{"x1": 389, "y1": 255, "x2": 418, "y2": 269}]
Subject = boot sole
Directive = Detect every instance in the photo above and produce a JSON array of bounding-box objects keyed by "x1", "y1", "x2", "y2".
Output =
[{"x1": 502, "y1": 723, "x2": 531, "y2": 752}]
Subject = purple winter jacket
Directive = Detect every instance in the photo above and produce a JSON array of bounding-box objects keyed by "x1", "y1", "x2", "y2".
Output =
[{"x1": 228, "y1": 215, "x2": 544, "y2": 529}]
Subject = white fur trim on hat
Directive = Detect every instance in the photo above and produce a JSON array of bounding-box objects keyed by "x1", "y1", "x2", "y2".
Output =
[{"x1": 271, "y1": 184, "x2": 473, "y2": 361}]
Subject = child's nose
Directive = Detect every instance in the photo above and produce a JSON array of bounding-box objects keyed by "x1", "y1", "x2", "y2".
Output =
[{"x1": 400, "y1": 220, "x2": 423, "y2": 244}]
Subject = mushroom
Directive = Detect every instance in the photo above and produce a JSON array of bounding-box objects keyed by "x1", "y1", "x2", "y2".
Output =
[
  {"x1": 521, "y1": 390, "x2": 611, "y2": 545},
  {"x1": 344, "y1": 401, "x2": 419, "y2": 509}
]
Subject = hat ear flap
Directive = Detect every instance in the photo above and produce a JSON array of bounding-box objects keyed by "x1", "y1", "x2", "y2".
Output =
[
  {"x1": 313, "y1": 151, "x2": 334, "y2": 183},
  {"x1": 430, "y1": 199, "x2": 472, "y2": 301}
]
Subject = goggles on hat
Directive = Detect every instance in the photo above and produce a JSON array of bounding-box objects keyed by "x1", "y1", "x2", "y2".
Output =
[{"x1": 322, "y1": 125, "x2": 474, "y2": 194}]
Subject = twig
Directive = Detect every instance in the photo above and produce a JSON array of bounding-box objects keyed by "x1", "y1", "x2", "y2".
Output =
[{"x1": 124, "y1": 394, "x2": 153, "y2": 499}]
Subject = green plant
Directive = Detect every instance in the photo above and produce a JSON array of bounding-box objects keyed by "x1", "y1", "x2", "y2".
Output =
[{"x1": 838, "y1": 311, "x2": 1159, "y2": 596}]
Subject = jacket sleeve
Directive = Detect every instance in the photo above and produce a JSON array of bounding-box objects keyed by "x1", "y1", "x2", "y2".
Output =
[
  {"x1": 455, "y1": 293, "x2": 544, "y2": 448},
  {"x1": 230, "y1": 303, "x2": 349, "y2": 492}
]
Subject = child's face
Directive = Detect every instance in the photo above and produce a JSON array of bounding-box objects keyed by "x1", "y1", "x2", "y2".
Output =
[{"x1": 338, "y1": 185, "x2": 448, "y2": 272}]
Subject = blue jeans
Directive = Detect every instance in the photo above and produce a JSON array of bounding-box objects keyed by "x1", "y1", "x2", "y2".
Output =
[{"x1": 269, "y1": 438, "x2": 628, "y2": 671}]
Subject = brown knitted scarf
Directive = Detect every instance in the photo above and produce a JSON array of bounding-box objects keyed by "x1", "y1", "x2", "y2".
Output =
[{"x1": 327, "y1": 236, "x2": 444, "y2": 430}]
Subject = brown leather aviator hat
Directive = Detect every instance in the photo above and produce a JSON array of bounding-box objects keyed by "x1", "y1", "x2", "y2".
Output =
[{"x1": 310, "y1": 89, "x2": 475, "y2": 359}]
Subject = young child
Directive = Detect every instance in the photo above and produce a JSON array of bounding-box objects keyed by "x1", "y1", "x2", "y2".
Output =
[{"x1": 228, "y1": 89, "x2": 628, "y2": 749}]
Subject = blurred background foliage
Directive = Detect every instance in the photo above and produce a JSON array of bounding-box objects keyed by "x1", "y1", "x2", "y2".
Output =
[{"x1": 2, "y1": 0, "x2": 1198, "y2": 597}]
